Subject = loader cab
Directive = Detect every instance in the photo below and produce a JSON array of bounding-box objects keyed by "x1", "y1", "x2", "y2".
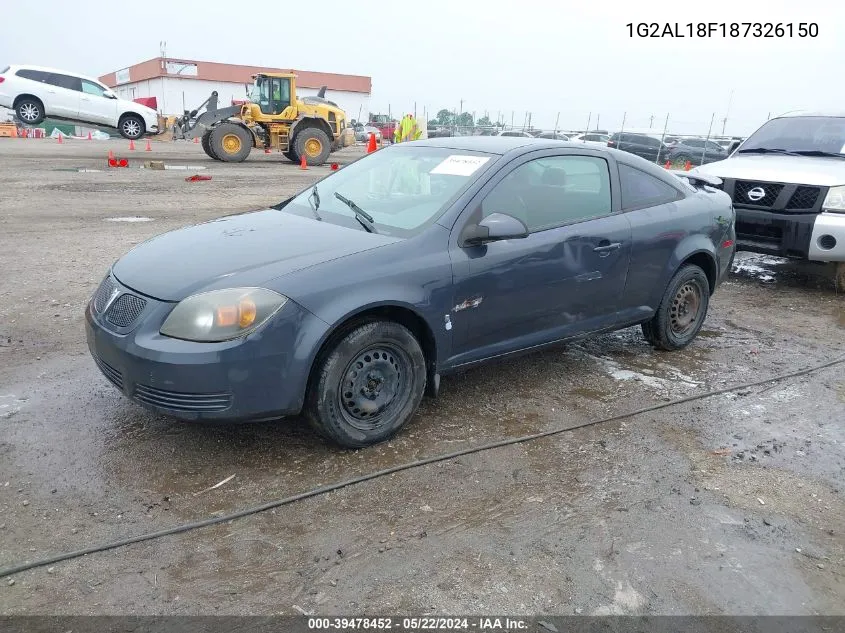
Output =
[{"x1": 250, "y1": 74, "x2": 291, "y2": 116}]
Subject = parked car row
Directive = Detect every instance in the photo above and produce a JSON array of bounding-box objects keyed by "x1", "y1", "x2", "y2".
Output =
[{"x1": 607, "y1": 132, "x2": 730, "y2": 166}]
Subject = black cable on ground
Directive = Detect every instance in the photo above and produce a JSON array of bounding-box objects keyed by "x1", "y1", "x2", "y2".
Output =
[{"x1": 3, "y1": 352, "x2": 844, "y2": 579}]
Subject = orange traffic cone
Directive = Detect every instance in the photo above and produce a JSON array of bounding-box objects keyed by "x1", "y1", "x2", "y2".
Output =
[
  {"x1": 108, "y1": 149, "x2": 115, "y2": 161},
  {"x1": 87, "y1": 131, "x2": 92, "y2": 140},
  {"x1": 128, "y1": 139, "x2": 135, "y2": 151},
  {"x1": 145, "y1": 139, "x2": 152, "y2": 151},
  {"x1": 664, "y1": 160, "x2": 671, "y2": 169},
  {"x1": 684, "y1": 160, "x2": 692, "y2": 171},
  {"x1": 57, "y1": 132, "x2": 63, "y2": 144},
  {"x1": 366, "y1": 132, "x2": 377, "y2": 154},
  {"x1": 193, "y1": 137, "x2": 199, "y2": 144},
  {"x1": 330, "y1": 163, "x2": 339, "y2": 171},
  {"x1": 300, "y1": 155, "x2": 308, "y2": 170}
]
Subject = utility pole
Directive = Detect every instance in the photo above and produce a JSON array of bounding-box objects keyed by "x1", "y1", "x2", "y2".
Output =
[
  {"x1": 554, "y1": 112, "x2": 560, "y2": 133},
  {"x1": 721, "y1": 89, "x2": 734, "y2": 136},
  {"x1": 596, "y1": 114, "x2": 600, "y2": 132},
  {"x1": 701, "y1": 112, "x2": 716, "y2": 165},
  {"x1": 658, "y1": 113, "x2": 670, "y2": 164},
  {"x1": 527, "y1": 112, "x2": 532, "y2": 131},
  {"x1": 586, "y1": 112, "x2": 592, "y2": 134},
  {"x1": 511, "y1": 111, "x2": 514, "y2": 129},
  {"x1": 620, "y1": 111, "x2": 627, "y2": 134},
  {"x1": 649, "y1": 114, "x2": 655, "y2": 128}
]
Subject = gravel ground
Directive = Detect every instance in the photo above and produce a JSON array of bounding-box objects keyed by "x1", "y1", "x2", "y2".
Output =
[{"x1": 0, "y1": 137, "x2": 844, "y2": 615}]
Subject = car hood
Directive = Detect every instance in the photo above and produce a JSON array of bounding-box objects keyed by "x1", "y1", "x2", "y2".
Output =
[
  {"x1": 112, "y1": 209, "x2": 400, "y2": 301},
  {"x1": 694, "y1": 154, "x2": 845, "y2": 186}
]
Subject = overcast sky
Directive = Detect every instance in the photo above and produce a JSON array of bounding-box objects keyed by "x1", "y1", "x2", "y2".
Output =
[{"x1": 1, "y1": 0, "x2": 839, "y2": 135}]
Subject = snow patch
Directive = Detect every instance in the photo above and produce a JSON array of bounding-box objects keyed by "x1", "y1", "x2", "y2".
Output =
[{"x1": 104, "y1": 216, "x2": 154, "y2": 223}]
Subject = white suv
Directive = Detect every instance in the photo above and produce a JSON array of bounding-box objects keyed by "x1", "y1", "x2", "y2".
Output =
[{"x1": 0, "y1": 64, "x2": 159, "y2": 139}]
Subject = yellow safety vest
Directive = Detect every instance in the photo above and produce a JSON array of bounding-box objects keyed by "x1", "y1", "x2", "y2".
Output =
[{"x1": 395, "y1": 117, "x2": 420, "y2": 142}]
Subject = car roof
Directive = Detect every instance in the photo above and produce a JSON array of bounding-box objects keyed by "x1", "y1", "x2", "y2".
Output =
[
  {"x1": 413, "y1": 136, "x2": 646, "y2": 160},
  {"x1": 8, "y1": 64, "x2": 106, "y2": 86},
  {"x1": 775, "y1": 110, "x2": 845, "y2": 119}
]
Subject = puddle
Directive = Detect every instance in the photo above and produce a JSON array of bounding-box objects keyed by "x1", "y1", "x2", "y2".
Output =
[
  {"x1": 104, "y1": 217, "x2": 154, "y2": 222},
  {"x1": 731, "y1": 253, "x2": 783, "y2": 283},
  {"x1": 0, "y1": 394, "x2": 27, "y2": 419}
]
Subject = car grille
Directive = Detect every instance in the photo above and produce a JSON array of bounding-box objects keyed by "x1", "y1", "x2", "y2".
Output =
[
  {"x1": 133, "y1": 384, "x2": 233, "y2": 413},
  {"x1": 106, "y1": 293, "x2": 147, "y2": 328},
  {"x1": 93, "y1": 355, "x2": 123, "y2": 390},
  {"x1": 786, "y1": 186, "x2": 821, "y2": 210},
  {"x1": 734, "y1": 181, "x2": 783, "y2": 207},
  {"x1": 92, "y1": 276, "x2": 117, "y2": 313}
]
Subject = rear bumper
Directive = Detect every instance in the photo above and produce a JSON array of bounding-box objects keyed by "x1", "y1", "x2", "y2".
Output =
[{"x1": 735, "y1": 208, "x2": 845, "y2": 261}]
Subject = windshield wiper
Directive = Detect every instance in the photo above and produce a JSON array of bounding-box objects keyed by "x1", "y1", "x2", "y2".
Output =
[
  {"x1": 791, "y1": 150, "x2": 845, "y2": 159},
  {"x1": 307, "y1": 185, "x2": 322, "y2": 221},
  {"x1": 736, "y1": 147, "x2": 803, "y2": 157},
  {"x1": 334, "y1": 192, "x2": 378, "y2": 234}
]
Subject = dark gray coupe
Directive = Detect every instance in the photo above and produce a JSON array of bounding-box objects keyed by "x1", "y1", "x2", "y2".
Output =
[{"x1": 86, "y1": 137, "x2": 735, "y2": 447}]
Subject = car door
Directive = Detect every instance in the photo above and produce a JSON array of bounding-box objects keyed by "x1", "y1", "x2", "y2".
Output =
[
  {"x1": 78, "y1": 79, "x2": 117, "y2": 125},
  {"x1": 446, "y1": 150, "x2": 632, "y2": 366},
  {"x1": 45, "y1": 73, "x2": 82, "y2": 119}
]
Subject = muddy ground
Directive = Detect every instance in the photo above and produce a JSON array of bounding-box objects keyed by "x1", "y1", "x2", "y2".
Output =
[{"x1": 0, "y1": 138, "x2": 844, "y2": 616}]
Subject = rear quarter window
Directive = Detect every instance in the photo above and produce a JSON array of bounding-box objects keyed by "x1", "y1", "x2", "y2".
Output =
[
  {"x1": 16, "y1": 69, "x2": 49, "y2": 82},
  {"x1": 619, "y1": 163, "x2": 683, "y2": 210}
]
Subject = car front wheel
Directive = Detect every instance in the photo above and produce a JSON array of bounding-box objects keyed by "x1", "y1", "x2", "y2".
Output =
[
  {"x1": 642, "y1": 264, "x2": 710, "y2": 350},
  {"x1": 305, "y1": 321, "x2": 427, "y2": 448},
  {"x1": 119, "y1": 114, "x2": 145, "y2": 140}
]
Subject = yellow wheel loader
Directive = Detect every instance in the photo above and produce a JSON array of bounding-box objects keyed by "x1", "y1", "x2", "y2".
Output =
[{"x1": 173, "y1": 73, "x2": 348, "y2": 165}]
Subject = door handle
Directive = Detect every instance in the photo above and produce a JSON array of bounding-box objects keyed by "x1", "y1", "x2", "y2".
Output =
[{"x1": 593, "y1": 241, "x2": 621, "y2": 253}]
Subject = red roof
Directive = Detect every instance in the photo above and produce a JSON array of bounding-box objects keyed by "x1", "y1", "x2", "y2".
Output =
[{"x1": 100, "y1": 57, "x2": 371, "y2": 94}]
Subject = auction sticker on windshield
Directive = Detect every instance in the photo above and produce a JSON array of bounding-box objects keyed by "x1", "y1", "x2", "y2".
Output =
[{"x1": 430, "y1": 155, "x2": 490, "y2": 177}]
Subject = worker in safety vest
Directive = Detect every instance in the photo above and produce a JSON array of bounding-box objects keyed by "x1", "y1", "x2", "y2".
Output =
[{"x1": 393, "y1": 113, "x2": 422, "y2": 143}]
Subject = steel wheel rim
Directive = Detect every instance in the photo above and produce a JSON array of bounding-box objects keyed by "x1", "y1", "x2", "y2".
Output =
[
  {"x1": 123, "y1": 119, "x2": 140, "y2": 137},
  {"x1": 222, "y1": 133, "x2": 242, "y2": 153},
  {"x1": 304, "y1": 138, "x2": 322, "y2": 157},
  {"x1": 670, "y1": 281, "x2": 702, "y2": 335},
  {"x1": 20, "y1": 103, "x2": 39, "y2": 121},
  {"x1": 338, "y1": 344, "x2": 410, "y2": 431}
]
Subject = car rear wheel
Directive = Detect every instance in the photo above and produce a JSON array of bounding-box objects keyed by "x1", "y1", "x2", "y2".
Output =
[
  {"x1": 16, "y1": 97, "x2": 44, "y2": 125},
  {"x1": 642, "y1": 264, "x2": 710, "y2": 350},
  {"x1": 305, "y1": 321, "x2": 427, "y2": 448}
]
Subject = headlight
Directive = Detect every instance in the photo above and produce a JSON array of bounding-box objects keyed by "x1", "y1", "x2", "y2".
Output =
[
  {"x1": 160, "y1": 288, "x2": 287, "y2": 342},
  {"x1": 822, "y1": 185, "x2": 845, "y2": 213}
]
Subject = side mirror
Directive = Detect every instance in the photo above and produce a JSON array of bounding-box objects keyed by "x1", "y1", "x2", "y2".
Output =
[
  {"x1": 728, "y1": 140, "x2": 741, "y2": 154},
  {"x1": 103, "y1": 90, "x2": 117, "y2": 99},
  {"x1": 463, "y1": 212, "x2": 528, "y2": 246}
]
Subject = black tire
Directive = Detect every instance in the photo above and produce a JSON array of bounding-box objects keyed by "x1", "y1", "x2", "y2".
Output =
[
  {"x1": 15, "y1": 97, "x2": 44, "y2": 125},
  {"x1": 293, "y1": 127, "x2": 331, "y2": 166},
  {"x1": 641, "y1": 264, "x2": 710, "y2": 351},
  {"x1": 305, "y1": 321, "x2": 427, "y2": 448},
  {"x1": 835, "y1": 262, "x2": 845, "y2": 294},
  {"x1": 209, "y1": 122, "x2": 252, "y2": 162},
  {"x1": 201, "y1": 131, "x2": 220, "y2": 161},
  {"x1": 118, "y1": 114, "x2": 145, "y2": 140},
  {"x1": 283, "y1": 150, "x2": 298, "y2": 163}
]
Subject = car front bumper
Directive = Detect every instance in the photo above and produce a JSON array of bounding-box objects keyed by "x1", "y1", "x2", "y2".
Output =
[
  {"x1": 85, "y1": 276, "x2": 330, "y2": 422},
  {"x1": 734, "y1": 208, "x2": 845, "y2": 261}
]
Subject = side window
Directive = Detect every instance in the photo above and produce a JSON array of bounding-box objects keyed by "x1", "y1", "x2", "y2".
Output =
[
  {"x1": 643, "y1": 136, "x2": 660, "y2": 147},
  {"x1": 81, "y1": 80, "x2": 107, "y2": 97},
  {"x1": 48, "y1": 73, "x2": 82, "y2": 91},
  {"x1": 685, "y1": 139, "x2": 702, "y2": 148},
  {"x1": 619, "y1": 164, "x2": 682, "y2": 210},
  {"x1": 16, "y1": 69, "x2": 49, "y2": 82},
  {"x1": 482, "y1": 156, "x2": 612, "y2": 233}
]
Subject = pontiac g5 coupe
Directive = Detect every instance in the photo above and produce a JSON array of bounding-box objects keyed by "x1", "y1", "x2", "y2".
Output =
[{"x1": 87, "y1": 137, "x2": 735, "y2": 447}]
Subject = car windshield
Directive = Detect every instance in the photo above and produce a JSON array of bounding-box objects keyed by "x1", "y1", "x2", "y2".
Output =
[
  {"x1": 280, "y1": 145, "x2": 497, "y2": 237},
  {"x1": 740, "y1": 116, "x2": 845, "y2": 155}
]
